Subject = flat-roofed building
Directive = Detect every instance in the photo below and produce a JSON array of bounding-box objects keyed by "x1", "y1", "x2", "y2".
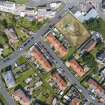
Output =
[
  {"x1": 52, "y1": 72, "x2": 67, "y2": 91},
  {"x1": 46, "y1": 32, "x2": 68, "y2": 58},
  {"x1": 30, "y1": 46, "x2": 53, "y2": 72},
  {"x1": 2, "y1": 70, "x2": 16, "y2": 89},
  {"x1": 66, "y1": 59, "x2": 86, "y2": 77},
  {"x1": 12, "y1": 89, "x2": 30, "y2": 105}
]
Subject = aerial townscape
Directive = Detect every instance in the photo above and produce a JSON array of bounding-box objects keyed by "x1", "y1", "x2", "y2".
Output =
[{"x1": 0, "y1": 0, "x2": 105, "y2": 105}]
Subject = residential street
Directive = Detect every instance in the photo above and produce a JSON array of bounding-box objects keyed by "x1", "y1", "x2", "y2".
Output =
[{"x1": 0, "y1": 0, "x2": 104, "y2": 105}]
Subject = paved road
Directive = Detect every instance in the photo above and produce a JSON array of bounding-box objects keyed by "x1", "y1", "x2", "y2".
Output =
[
  {"x1": 0, "y1": 77, "x2": 16, "y2": 105},
  {"x1": 39, "y1": 41, "x2": 102, "y2": 105},
  {"x1": 0, "y1": 1, "x2": 71, "y2": 105},
  {"x1": 27, "y1": 0, "x2": 67, "y2": 7},
  {"x1": 0, "y1": 0, "x2": 103, "y2": 105},
  {"x1": 96, "y1": 0, "x2": 105, "y2": 20}
]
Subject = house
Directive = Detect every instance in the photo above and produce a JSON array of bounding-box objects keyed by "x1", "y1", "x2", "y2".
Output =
[
  {"x1": 70, "y1": 98, "x2": 81, "y2": 105},
  {"x1": 30, "y1": 46, "x2": 53, "y2": 72},
  {"x1": 52, "y1": 72, "x2": 67, "y2": 91},
  {"x1": 2, "y1": 70, "x2": 16, "y2": 89},
  {"x1": 88, "y1": 79, "x2": 105, "y2": 95},
  {"x1": 4, "y1": 28, "x2": 19, "y2": 44},
  {"x1": 66, "y1": 59, "x2": 86, "y2": 77},
  {"x1": 79, "y1": 32, "x2": 103, "y2": 54},
  {"x1": 46, "y1": 32, "x2": 68, "y2": 58},
  {"x1": 12, "y1": 89, "x2": 30, "y2": 105},
  {"x1": 96, "y1": 51, "x2": 105, "y2": 64},
  {"x1": 88, "y1": 79, "x2": 105, "y2": 104}
]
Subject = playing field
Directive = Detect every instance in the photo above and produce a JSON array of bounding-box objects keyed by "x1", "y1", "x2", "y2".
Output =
[{"x1": 55, "y1": 12, "x2": 90, "y2": 48}]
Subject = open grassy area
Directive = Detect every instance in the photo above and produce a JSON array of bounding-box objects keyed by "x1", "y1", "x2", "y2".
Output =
[
  {"x1": 0, "y1": 35, "x2": 8, "y2": 45},
  {"x1": 16, "y1": 17, "x2": 44, "y2": 32},
  {"x1": 8, "y1": 0, "x2": 29, "y2": 4},
  {"x1": 16, "y1": 69, "x2": 36, "y2": 87},
  {"x1": 17, "y1": 56, "x2": 27, "y2": 65},
  {"x1": 66, "y1": 47, "x2": 75, "y2": 60},
  {"x1": 55, "y1": 12, "x2": 90, "y2": 48},
  {"x1": 14, "y1": 0, "x2": 29, "y2": 4}
]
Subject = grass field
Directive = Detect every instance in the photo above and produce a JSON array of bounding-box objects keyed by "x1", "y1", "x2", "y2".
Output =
[
  {"x1": 0, "y1": 35, "x2": 8, "y2": 45},
  {"x1": 55, "y1": 12, "x2": 90, "y2": 48},
  {"x1": 14, "y1": 0, "x2": 29, "y2": 4}
]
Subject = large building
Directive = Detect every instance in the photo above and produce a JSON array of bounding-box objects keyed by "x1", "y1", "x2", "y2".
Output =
[
  {"x1": 2, "y1": 70, "x2": 16, "y2": 89},
  {"x1": 12, "y1": 89, "x2": 30, "y2": 105},
  {"x1": 52, "y1": 72, "x2": 67, "y2": 91},
  {"x1": 46, "y1": 32, "x2": 68, "y2": 58},
  {"x1": 66, "y1": 59, "x2": 86, "y2": 77},
  {"x1": 30, "y1": 46, "x2": 53, "y2": 72}
]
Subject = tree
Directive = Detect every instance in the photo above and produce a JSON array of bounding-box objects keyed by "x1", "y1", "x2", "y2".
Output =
[{"x1": 82, "y1": 53, "x2": 98, "y2": 72}]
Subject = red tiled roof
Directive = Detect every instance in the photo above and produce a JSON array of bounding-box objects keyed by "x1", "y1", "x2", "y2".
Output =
[
  {"x1": 66, "y1": 59, "x2": 86, "y2": 77},
  {"x1": 52, "y1": 73, "x2": 67, "y2": 91},
  {"x1": 31, "y1": 47, "x2": 53, "y2": 72},
  {"x1": 47, "y1": 33, "x2": 68, "y2": 58}
]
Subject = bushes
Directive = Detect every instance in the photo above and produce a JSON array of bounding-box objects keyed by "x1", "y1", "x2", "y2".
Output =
[{"x1": 84, "y1": 18, "x2": 105, "y2": 38}]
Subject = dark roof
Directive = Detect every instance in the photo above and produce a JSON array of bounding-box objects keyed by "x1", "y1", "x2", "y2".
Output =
[
  {"x1": 102, "y1": 0, "x2": 105, "y2": 9},
  {"x1": 97, "y1": 51, "x2": 105, "y2": 62}
]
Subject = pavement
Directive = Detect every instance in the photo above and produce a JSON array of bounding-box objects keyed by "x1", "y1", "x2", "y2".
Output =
[
  {"x1": 0, "y1": 0, "x2": 104, "y2": 105},
  {"x1": 96, "y1": 0, "x2": 105, "y2": 20},
  {"x1": 39, "y1": 41, "x2": 103, "y2": 105},
  {"x1": 27, "y1": 0, "x2": 67, "y2": 7},
  {"x1": 0, "y1": 76, "x2": 16, "y2": 105}
]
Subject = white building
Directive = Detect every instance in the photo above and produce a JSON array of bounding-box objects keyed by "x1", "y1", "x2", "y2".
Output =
[{"x1": 0, "y1": 1, "x2": 16, "y2": 14}]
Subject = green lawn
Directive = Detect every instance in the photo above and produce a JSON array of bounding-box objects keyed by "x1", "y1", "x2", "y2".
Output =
[
  {"x1": 15, "y1": 28, "x2": 29, "y2": 42},
  {"x1": 0, "y1": 35, "x2": 8, "y2": 45},
  {"x1": 2, "y1": 47, "x2": 13, "y2": 58},
  {"x1": 14, "y1": 0, "x2": 29, "y2": 4},
  {"x1": 66, "y1": 47, "x2": 75, "y2": 60},
  {"x1": 16, "y1": 17, "x2": 45, "y2": 32},
  {"x1": 16, "y1": 69, "x2": 36, "y2": 87},
  {"x1": 17, "y1": 56, "x2": 27, "y2": 65}
]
